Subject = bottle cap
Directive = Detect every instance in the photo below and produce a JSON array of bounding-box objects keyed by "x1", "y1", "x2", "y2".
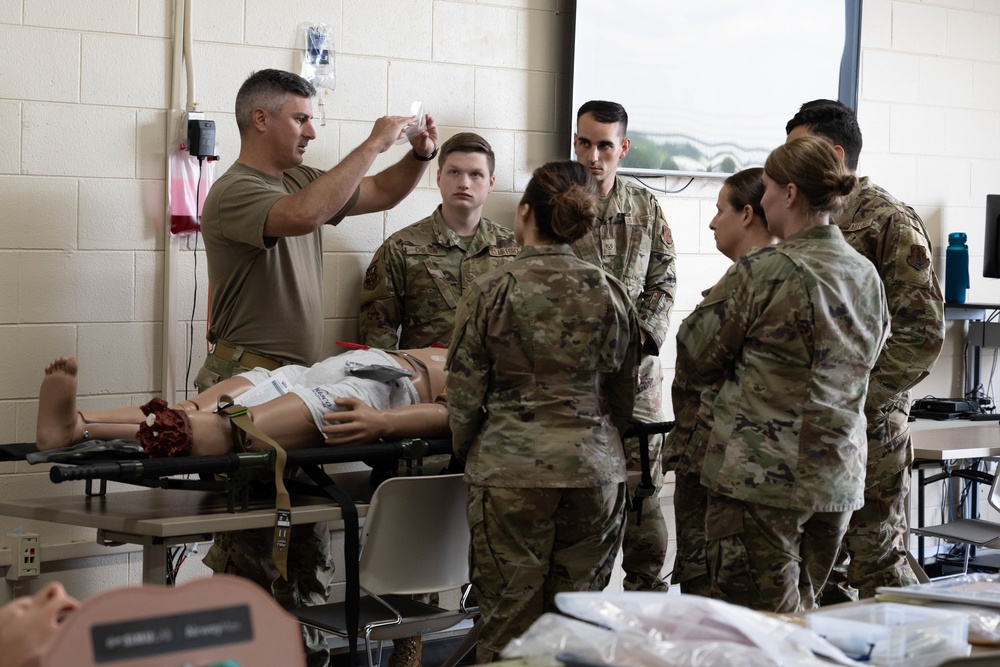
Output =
[{"x1": 949, "y1": 232, "x2": 967, "y2": 243}]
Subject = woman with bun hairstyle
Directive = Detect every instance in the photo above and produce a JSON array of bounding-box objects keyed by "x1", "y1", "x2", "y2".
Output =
[
  {"x1": 668, "y1": 167, "x2": 775, "y2": 597},
  {"x1": 677, "y1": 135, "x2": 889, "y2": 613},
  {"x1": 446, "y1": 160, "x2": 640, "y2": 662}
]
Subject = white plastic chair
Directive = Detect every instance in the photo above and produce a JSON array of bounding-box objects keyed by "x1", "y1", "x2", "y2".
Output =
[
  {"x1": 911, "y1": 468, "x2": 1000, "y2": 575},
  {"x1": 293, "y1": 473, "x2": 476, "y2": 667}
]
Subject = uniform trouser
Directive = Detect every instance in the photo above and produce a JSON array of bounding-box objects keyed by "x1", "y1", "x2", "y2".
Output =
[
  {"x1": 671, "y1": 468, "x2": 711, "y2": 595},
  {"x1": 705, "y1": 492, "x2": 851, "y2": 613},
  {"x1": 820, "y1": 467, "x2": 917, "y2": 605},
  {"x1": 468, "y1": 483, "x2": 627, "y2": 664},
  {"x1": 194, "y1": 354, "x2": 333, "y2": 667},
  {"x1": 621, "y1": 353, "x2": 668, "y2": 591}
]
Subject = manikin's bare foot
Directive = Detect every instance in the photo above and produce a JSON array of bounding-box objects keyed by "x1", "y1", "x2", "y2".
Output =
[{"x1": 37, "y1": 357, "x2": 84, "y2": 451}]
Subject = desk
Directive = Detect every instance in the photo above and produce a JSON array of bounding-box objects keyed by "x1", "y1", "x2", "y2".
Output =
[
  {"x1": 0, "y1": 471, "x2": 373, "y2": 584},
  {"x1": 911, "y1": 422, "x2": 1000, "y2": 568}
]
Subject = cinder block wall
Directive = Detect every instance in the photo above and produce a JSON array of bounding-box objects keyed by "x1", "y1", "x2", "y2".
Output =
[{"x1": 0, "y1": 0, "x2": 998, "y2": 600}]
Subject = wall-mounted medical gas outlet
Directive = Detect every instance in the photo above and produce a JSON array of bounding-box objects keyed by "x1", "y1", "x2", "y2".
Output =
[{"x1": 6, "y1": 533, "x2": 40, "y2": 580}]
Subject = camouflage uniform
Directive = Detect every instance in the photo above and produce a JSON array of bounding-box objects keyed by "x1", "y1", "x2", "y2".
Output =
[
  {"x1": 822, "y1": 178, "x2": 945, "y2": 604},
  {"x1": 679, "y1": 225, "x2": 889, "y2": 612},
  {"x1": 358, "y1": 206, "x2": 518, "y2": 349},
  {"x1": 570, "y1": 177, "x2": 676, "y2": 591},
  {"x1": 665, "y1": 286, "x2": 716, "y2": 596},
  {"x1": 446, "y1": 243, "x2": 639, "y2": 658}
]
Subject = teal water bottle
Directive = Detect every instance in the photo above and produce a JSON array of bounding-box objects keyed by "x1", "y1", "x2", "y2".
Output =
[{"x1": 945, "y1": 232, "x2": 969, "y2": 304}]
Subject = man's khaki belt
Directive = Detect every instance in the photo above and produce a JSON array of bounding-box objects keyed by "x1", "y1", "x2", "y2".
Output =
[{"x1": 211, "y1": 341, "x2": 287, "y2": 371}]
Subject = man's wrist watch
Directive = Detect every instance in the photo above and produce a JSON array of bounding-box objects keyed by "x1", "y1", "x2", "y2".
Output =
[{"x1": 413, "y1": 146, "x2": 438, "y2": 162}]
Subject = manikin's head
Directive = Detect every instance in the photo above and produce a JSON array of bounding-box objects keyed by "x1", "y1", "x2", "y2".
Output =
[
  {"x1": 574, "y1": 100, "x2": 629, "y2": 196},
  {"x1": 435, "y1": 132, "x2": 496, "y2": 217},
  {"x1": 0, "y1": 582, "x2": 80, "y2": 667},
  {"x1": 709, "y1": 167, "x2": 773, "y2": 261},
  {"x1": 515, "y1": 160, "x2": 598, "y2": 246},
  {"x1": 235, "y1": 69, "x2": 318, "y2": 171},
  {"x1": 785, "y1": 99, "x2": 863, "y2": 172}
]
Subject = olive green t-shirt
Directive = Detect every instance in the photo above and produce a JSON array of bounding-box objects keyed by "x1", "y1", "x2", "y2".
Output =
[{"x1": 201, "y1": 161, "x2": 359, "y2": 365}]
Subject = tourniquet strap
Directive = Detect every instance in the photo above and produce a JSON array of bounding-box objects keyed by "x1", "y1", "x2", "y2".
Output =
[{"x1": 217, "y1": 399, "x2": 293, "y2": 581}]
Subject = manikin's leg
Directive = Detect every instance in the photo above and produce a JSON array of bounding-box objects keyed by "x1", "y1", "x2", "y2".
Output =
[
  {"x1": 37, "y1": 357, "x2": 253, "y2": 451},
  {"x1": 187, "y1": 394, "x2": 323, "y2": 456}
]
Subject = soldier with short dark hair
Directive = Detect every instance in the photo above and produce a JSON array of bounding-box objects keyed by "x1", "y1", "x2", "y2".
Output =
[
  {"x1": 786, "y1": 100, "x2": 945, "y2": 603},
  {"x1": 359, "y1": 132, "x2": 518, "y2": 350},
  {"x1": 572, "y1": 100, "x2": 676, "y2": 592}
]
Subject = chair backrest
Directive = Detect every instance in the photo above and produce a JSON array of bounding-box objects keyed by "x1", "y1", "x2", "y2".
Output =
[
  {"x1": 988, "y1": 465, "x2": 1000, "y2": 515},
  {"x1": 359, "y1": 473, "x2": 470, "y2": 596}
]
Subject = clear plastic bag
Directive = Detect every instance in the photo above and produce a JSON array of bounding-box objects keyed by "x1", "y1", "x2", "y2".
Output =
[
  {"x1": 502, "y1": 593, "x2": 863, "y2": 667},
  {"x1": 169, "y1": 140, "x2": 215, "y2": 235},
  {"x1": 301, "y1": 23, "x2": 336, "y2": 126}
]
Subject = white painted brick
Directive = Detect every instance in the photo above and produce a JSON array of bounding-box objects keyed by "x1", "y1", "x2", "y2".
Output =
[
  {"x1": 659, "y1": 196, "x2": 700, "y2": 257},
  {"x1": 973, "y1": 62, "x2": 1000, "y2": 112},
  {"x1": 19, "y1": 251, "x2": 135, "y2": 323},
  {"x1": 516, "y1": 7, "x2": 570, "y2": 72},
  {"x1": 916, "y1": 156, "x2": 972, "y2": 206},
  {"x1": 476, "y1": 69, "x2": 557, "y2": 132},
  {"x1": 945, "y1": 108, "x2": 1000, "y2": 159},
  {"x1": 970, "y1": 158, "x2": 1000, "y2": 202},
  {"x1": 936, "y1": 203, "x2": 983, "y2": 241},
  {"x1": 342, "y1": 0, "x2": 432, "y2": 60},
  {"x1": 0, "y1": 102, "x2": 20, "y2": 174},
  {"x1": 513, "y1": 131, "x2": 565, "y2": 191},
  {"x1": 138, "y1": 0, "x2": 171, "y2": 38},
  {"x1": 947, "y1": 9, "x2": 1000, "y2": 60},
  {"x1": 481, "y1": 0, "x2": 553, "y2": 7},
  {"x1": 78, "y1": 322, "x2": 161, "y2": 394},
  {"x1": 172, "y1": 246, "x2": 210, "y2": 325},
  {"x1": 137, "y1": 110, "x2": 167, "y2": 179},
  {"x1": 0, "y1": 25, "x2": 80, "y2": 103},
  {"x1": 856, "y1": 101, "x2": 891, "y2": 154},
  {"x1": 892, "y1": 3, "x2": 949, "y2": 55},
  {"x1": 322, "y1": 212, "x2": 386, "y2": 253},
  {"x1": 25, "y1": 0, "x2": 136, "y2": 32},
  {"x1": 383, "y1": 187, "x2": 444, "y2": 237},
  {"x1": 974, "y1": 0, "x2": 1000, "y2": 12},
  {"x1": 434, "y1": 2, "x2": 518, "y2": 68},
  {"x1": 859, "y1": 152, "x2": 920, "y2": 206},
  {"x1": 331, "y1": 252, "x2": 369, "y2": 319},
  {"x1": 673, "y1": 254, "x2": 730, "y2": 312},
  {"x1": 191, "y1": 0, "x2": 243, "y2": 44},
  {"x1": 134, "y1": 250, "x2": 163, "y2": 323},
  {"x1": 23, "y1": 104, "x2": 136, "y2": 178},
  {"x1": 388, "y1": 61, "x2": 475, "y2": 129},
  {"x1": 0, "y1": 254, "x2": 16, "y2": 324},
  {"x1": 80, "y1": 178, "x2": 164, "y2": 250},
  {"x1": 888, "y1": 104, "x2": 948, "y2": 156},
  {"x1": 862, "y1": 50, "x2": 920, "y2": 104},
  {"x1": 696, "y1": 199, "x2": 719, "y2": 255},
  {"x1": 0, "y1": 403, "x2": 13, "y2": 444},
  {"x1": 246, "y1": 0, "x2": 341, "y2": 49},
  {"x1": 171, "y1": 320, "x2": 208, "y2": 398},
  {"x1": 82, "y1": 34, "x2": 170, "y2": 110},
  {"x1": 0, "y1": 176, "x2": 78, "y2": 250},
  {"x1": 911, "y1": 205, "x2": 947, "y2": 250},
  {"x1": 185, "y1": 42, "x2": 297, "y2": 116},
  {"x1": 328, "y1": 56, "x2": 389, "y2": 123},
  {"x1": 0, "y1": 325, "x2": 77, "y2": 401},
  {"x1": 481, "y1": 191, "x2": 519, "y2": 229},
  {"x1": 919, "y1": 55, "x2": 973, "y2": 107},
  {"x1": 0, "y1": 0, "x2": 21, "y2": 24},
  {"x1": 861, "y1": 0, "x2": 892, "y2": 49}
]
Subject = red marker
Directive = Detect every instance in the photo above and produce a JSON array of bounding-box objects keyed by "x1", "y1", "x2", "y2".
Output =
[{"x1": 335, "y1": 341, "x2": 370, "y2": 350}]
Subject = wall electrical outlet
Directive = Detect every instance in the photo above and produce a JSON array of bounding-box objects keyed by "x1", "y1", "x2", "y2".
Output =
[{"x1": 6, "y1": 533, "x2": 41, "y2": 580}]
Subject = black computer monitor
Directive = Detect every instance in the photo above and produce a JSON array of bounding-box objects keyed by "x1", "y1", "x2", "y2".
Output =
[{"x1": 987, "y1": 194, "x2": 1000, "y2": 278}]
